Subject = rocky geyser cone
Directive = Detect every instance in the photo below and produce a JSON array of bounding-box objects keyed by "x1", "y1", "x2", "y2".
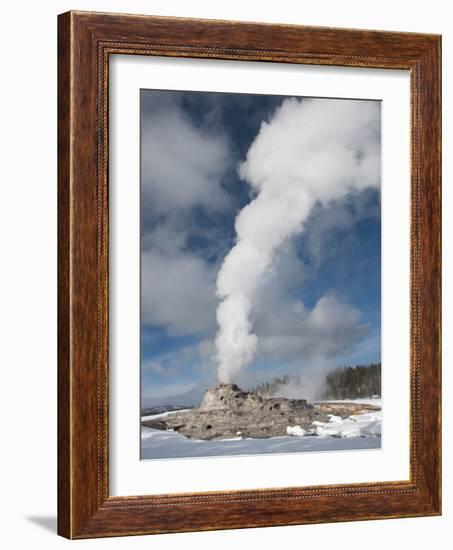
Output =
[{"x1": 142, "y1": 383, "x2": 317, "y2": 440}]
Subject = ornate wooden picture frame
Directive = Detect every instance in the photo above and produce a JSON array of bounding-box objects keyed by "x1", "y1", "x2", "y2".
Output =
[{"x1": 58, "y1": 11, "x2": 441, "y2": 539}]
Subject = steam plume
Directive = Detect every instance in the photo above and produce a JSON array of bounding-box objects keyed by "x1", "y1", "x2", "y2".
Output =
[{"x1": 215, "y1": 98, "x2": 381, "y2": 383}]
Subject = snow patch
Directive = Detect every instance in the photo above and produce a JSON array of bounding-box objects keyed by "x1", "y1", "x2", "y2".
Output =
[
  {"x1": 313, "y1": 410, "x2": 381, "y2": 439},
  {"x1": 286, "y1": 425, "x2": 307, "y2": 437}
]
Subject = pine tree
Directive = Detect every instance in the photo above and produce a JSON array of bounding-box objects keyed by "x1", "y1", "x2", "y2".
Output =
[{"x1": 320, "y1": 363, "x2": 381, "y2": 400}]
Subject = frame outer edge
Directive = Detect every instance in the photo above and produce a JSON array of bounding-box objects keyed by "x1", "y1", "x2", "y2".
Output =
[
  {"x1": 426, "y1": 36, "x2": 442, "y2": 515},
  {"x1": 60, "y1": 10, "x2": 106, "y2": 538},
  {"x1": 410, "y1": 37, "x2": 442, "y2": 515},
  {"x1": 57, "y1": 11, "x2": 73, "y2": 539},
  {"x1": 438, "y1": 35, "x2": 442, "y2": 515}
]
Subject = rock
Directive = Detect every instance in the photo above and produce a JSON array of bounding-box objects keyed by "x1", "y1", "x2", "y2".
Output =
[
  {"x1": 142, "y1": 383, "x2": 381, "y2": 441},
  {"x1": 143, "y1": 383, "x2": 317, "y2": 440},
  {"x1": 197, "y1": 383, "x2": 262, "y2": 413}
]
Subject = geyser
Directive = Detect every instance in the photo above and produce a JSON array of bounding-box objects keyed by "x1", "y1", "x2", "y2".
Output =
[{"x1": 215, "y1": 98, "x2": 381, "y2": 383}]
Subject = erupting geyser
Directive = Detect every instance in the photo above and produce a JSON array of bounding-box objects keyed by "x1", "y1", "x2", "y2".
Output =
[{"x1": 215, "y1": 98, "x2": 381, "y2": 382}]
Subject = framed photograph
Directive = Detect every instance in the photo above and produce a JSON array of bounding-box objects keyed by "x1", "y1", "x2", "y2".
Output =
[{"x1": 58, "y1": 11, "x2": 441, "y2": 538}]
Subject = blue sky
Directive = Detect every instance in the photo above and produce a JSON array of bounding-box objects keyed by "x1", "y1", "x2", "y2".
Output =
[{"x1": 140, "y1": 90, "x2": 381, "y2": 404}]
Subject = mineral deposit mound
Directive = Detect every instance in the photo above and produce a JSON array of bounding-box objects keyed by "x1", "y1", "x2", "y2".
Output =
[{"x1": 142, "y1": 383, "x2": 370, "y2": 440}]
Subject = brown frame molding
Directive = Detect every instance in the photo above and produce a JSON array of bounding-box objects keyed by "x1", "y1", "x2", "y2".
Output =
[{"x1": 58, "y1": 10, "x2": 441, "y2": 539}]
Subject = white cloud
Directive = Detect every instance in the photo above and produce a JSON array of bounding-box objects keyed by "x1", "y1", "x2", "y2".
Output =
[
  {"x1": 257, "y1": 295, "x2": 368, "y2": 360},
  {"x1": 140, "y1": 99, "x2": 234, "y2": 336},
  {"x1": 141, "y1": 249, "x2": 218, "y2": 336},
  {"x1": 249, "y1": 230, "x2": 370, "y2": 365},
  {"x1": 141, "y1": 106, "x2": 231, "y2": 212},
  {"x1": 253, "y1": 255, "x2": 369, "y2": 363}
]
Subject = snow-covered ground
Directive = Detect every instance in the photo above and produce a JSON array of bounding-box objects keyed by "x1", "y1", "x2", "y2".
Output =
[{"x1": 141, "y1": 400, "x2": 382, "y2": 459}]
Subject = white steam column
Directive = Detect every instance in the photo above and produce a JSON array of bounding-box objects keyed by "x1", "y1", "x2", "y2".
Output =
[{"x1": 215, "y1": 98, "x2": 381, "y2": 383}]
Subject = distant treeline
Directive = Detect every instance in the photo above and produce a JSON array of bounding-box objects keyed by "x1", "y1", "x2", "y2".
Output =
[
  {"x1": 320, "y1": 363, "x2": 381, "y2": 400},
  {"x1": 253, "y1": 375, "x2": 291, "y2": 397},
  {"x1": 251, "y1": 363, "x2": 381, "y2": 400}
]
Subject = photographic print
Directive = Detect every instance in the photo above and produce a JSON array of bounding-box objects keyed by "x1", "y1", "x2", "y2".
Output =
[
  {"x1": 58, "y1": 12, "x2": 441, "y2": 537},
  {"x1": 140, "y1": 89, "x2": 382, "y2": 460}
]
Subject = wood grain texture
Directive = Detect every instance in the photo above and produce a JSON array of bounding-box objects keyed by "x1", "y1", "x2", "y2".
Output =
[
  {"x1": 57, "y1": 11, "x2": 71, "y2": 537},
  {"x1": 57, "y1": 10, "x2": 442, "y2": 539}
]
